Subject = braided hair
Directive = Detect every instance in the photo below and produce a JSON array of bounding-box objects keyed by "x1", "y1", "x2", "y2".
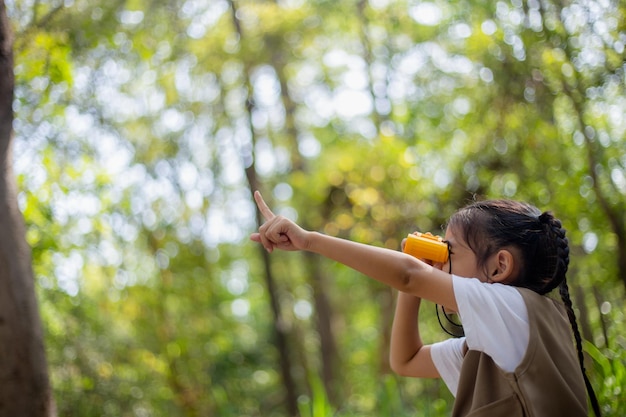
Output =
[{"x1": 447, "y1": 200, "x2": 601, "y2": 416}]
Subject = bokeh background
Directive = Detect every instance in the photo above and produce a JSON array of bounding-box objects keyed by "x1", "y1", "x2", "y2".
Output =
[{"x1": 8, "y1": 0, "x2": 626, "y2": 415}]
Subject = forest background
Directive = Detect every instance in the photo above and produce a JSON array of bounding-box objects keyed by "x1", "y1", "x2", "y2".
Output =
[{"x1": 3, "y1": 0, "x2": 626, "y2": 415}]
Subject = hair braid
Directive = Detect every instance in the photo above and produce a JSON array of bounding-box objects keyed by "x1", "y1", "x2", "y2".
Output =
[
  {"x1": 538, "y1": 212, "x2": 569, "y2": 294},
  {"x1": 558, "y1": 280, "x2": 601, "y2": 416},
  {"x1": 542, "y1": 213, "x2": 601, "y2": 415}
]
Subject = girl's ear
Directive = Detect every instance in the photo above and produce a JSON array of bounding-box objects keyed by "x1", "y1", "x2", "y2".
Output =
[{"x1": 489, "y1": 249, "x2": 518, "y2": 283}]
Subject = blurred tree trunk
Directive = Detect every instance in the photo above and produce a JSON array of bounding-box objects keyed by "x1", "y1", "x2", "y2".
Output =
[
  {"x1": 582, "y1": 127, "x2": 626, "y2": 290},
  {"x1": 356, "y1": 1, "x2": 397, "y2": 375},
  {"x1": 541, "y1": 1, "x2": 626, "y2": 291},
  {"x1": 357, "y1": 0, "x2": 385, "y2": 133},
  {"x1": 269, "y1": 42, "x2": 342, "y2": 408},
  {"x1": 228, "y1": 2, "x2": 299, "y2": 415},
  {"x1": 303, "y1": 251, "x2": 340, "y2": 402},
  {"x1": 560, "y1": 52, "x2": 626, "y2": 289},
  {"x1": 0, "y1": 2, "x2": 55, "y2": 416}
]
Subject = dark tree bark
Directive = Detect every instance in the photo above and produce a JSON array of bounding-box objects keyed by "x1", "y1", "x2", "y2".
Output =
[
  {"x1": 227, "y1": 2, "x2": 300, "y2": 415},
  {"x1": 269, "y1": 40, "x2": 341, "y2": 408},
  {"x1": 0, "y1": 1, "x2": 56, "y2": 415}
]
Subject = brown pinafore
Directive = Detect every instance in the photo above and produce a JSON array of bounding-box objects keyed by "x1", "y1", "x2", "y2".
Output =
[{"x1": 451, "y1": 288, "x2": 588, "y2": 417}]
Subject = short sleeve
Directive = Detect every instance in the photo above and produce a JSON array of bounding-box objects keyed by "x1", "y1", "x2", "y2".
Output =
[
  {"x1": 452, "y1": 276, "x2": 529, "y2": 373},
  {"x1": 431, "y1": 337, "x2": 466, "y2": 397}
]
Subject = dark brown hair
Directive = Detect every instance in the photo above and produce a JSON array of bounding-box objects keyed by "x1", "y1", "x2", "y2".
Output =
[{"x1": 447, "y1": 199, "x2": 600, "y2": 416}]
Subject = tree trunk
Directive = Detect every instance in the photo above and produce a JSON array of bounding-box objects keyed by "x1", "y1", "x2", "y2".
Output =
[
  {"x1": 0, "y1": 2, "x2": 55, "y2": 415},
  {"x1": 269, "y1": 40, "x2": 341, "y2": 408},
  {"x1": 304, "y1": 252, "x2": 340, "y2": 403},
  {"x1": 227, "y1": 3, "x2": 300, "y2": 415}
]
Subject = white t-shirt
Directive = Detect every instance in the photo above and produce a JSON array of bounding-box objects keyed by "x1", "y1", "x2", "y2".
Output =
[{"x1": 430, "y1": 275, "x2": 530, "y2": 397}]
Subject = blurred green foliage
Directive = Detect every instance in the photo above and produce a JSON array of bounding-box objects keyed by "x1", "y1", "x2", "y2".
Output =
[{"x1": 8, "y1": 0, "x2": 626, "y2": 415}]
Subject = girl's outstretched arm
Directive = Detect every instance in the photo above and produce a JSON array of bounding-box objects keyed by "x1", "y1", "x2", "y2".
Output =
[{"x1": 250, "y1": 191, "x2": 457, "y2": 310}]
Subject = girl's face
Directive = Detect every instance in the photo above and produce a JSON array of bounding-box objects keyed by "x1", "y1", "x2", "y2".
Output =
[{"x1": 438, "y1": 226, "x2": 488, "y2": 282}]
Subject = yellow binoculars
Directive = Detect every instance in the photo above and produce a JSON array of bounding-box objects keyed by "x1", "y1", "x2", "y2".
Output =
[{"x1": 402, "y1": 232, "x2": 449, "y2": 263}]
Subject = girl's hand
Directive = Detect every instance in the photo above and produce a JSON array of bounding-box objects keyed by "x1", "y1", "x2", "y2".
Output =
[{"x1": 250, "y1": 191, "x2": 311, "y2": 253}]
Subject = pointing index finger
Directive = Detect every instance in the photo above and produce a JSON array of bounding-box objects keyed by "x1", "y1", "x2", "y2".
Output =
[{"x1": 254, "y1": 191, "x2": 275, "y2": 220}]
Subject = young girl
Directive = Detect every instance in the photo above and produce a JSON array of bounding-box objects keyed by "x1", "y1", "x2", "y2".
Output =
[{"x1": 250, "y1": 191, "x2": 600, "y2": 416}]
